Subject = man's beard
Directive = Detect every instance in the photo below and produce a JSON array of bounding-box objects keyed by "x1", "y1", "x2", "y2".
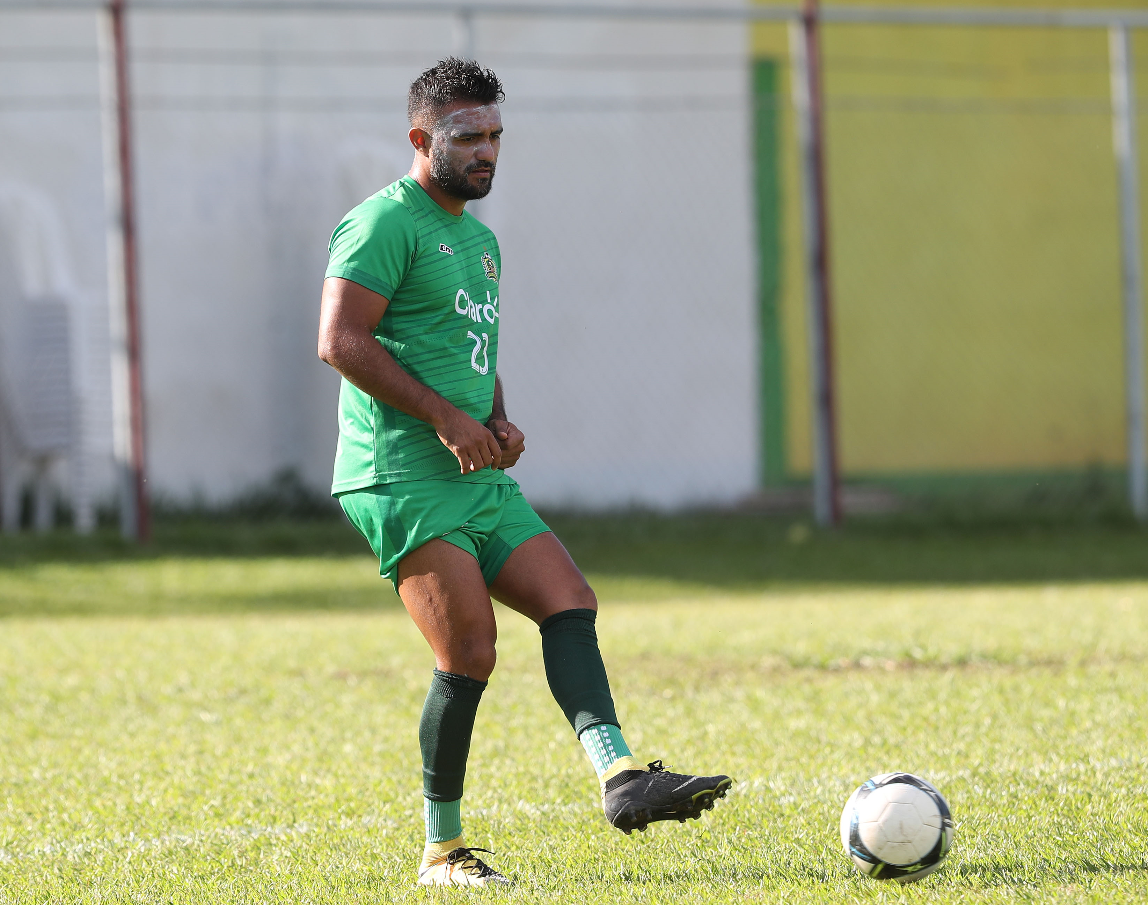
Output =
[{"x1": 430, "y1": 150, "x2": 495, "y2": 201}]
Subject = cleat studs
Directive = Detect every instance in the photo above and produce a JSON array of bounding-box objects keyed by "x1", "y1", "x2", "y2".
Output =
[
  {"x1": 622, "y1": 828, "x2": 632, "y2": 836},
  {"x1": 679, "y1": 818, "x2": 686, "y2": 824}
]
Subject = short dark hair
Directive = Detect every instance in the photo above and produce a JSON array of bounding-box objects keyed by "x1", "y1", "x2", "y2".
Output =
[{"x1": 408, "y1": 57, "x2": 505, "y2": 129}]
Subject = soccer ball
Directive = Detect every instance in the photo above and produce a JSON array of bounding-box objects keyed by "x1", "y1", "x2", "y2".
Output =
[{"x1": 839, "y1": 772, "x2": 954, "y2": 883}]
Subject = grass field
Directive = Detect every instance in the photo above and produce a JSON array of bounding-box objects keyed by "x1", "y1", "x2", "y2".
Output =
[{"x1": 1, "y1": 513, "x2": 1147, "y2": 903}]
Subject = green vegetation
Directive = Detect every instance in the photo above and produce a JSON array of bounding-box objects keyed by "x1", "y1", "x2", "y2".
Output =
[{"x1": 1, "y1": 514, "x2": 1147, "y2": 902}]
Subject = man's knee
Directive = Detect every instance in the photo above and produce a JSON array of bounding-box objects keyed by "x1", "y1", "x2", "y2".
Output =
[
  {"x1": 538, "y1": 580, "x2": 597, "y2": 621},
  {"x1": 571, "y1": 582, "x2": 597, "y2": 613},
  {"x1": 448, "y1": 639, "x2": 497, "y2": 682}
]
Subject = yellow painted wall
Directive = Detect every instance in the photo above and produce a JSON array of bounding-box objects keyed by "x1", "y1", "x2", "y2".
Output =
[{"x1": 753, "y1": 1, "x2": 1148, "y2": 476}]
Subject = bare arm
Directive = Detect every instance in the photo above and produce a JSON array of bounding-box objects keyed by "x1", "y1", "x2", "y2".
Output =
[
  {"x1": 490, "y1": 375, "x2": 507, "y2": 422},
  {"x1": 485, "y1": 374, "x2": 526, "y2": 469},
  {"x1": 318, "y1": 276, "x2": 502, "y2": 473}
]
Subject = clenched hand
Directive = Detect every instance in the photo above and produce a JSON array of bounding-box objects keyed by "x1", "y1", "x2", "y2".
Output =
[
  {"x1": 436, "y1": 408, "x2": 503, "y2": 473},
  {"x1": 486, "y1": 419, "x2": 525, "y2": 469}
]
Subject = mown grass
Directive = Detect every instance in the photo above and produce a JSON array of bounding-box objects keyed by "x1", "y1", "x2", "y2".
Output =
[
  {"x1": 4, "y1": 510, "x2": 1148, "y2": 615},
  {"x1": 1, "y1": 515, "x2": 1147, "y2": 903}
]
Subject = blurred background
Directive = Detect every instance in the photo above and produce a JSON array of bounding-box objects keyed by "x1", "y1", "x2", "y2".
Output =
[
  {"x1": 5, "y1": 9, "x2": 1148, "y2": 897},
  {"x1": 1, "y1": 0, "x2": 1146, "y2": 530}
]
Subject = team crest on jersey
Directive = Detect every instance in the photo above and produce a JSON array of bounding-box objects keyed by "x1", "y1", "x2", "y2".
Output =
[{"x1": 481, "y1": 251, "x2": 498, "y2": 283}]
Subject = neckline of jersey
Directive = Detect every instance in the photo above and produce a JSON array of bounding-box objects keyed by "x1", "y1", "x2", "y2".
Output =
[{"x1": 400, "y1": 175, "x2": 466, "y2": 225}]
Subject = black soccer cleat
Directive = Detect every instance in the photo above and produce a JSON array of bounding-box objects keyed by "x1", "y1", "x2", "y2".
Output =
[{"x1": 602, "y1": 760, "x2": 733, "y2": 834}]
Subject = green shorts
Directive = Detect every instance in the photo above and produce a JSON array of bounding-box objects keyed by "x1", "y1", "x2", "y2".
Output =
[{"x1": 339, "y1": 479, "x2": 551, "y2": 591}]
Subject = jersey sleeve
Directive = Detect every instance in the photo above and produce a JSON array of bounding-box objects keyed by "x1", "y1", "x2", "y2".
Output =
[{"x1": 325, "y1": 197, "x2": 417, "y2": 300}]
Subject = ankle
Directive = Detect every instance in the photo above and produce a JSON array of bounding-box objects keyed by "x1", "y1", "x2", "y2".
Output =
[
  {"x1": 423, "y1": 796, "x2": 462, "y2": 849},
  {"x1": 600, "y1": 755, "x2": 647, "y2": 788},
  {"x1": 580, "y1": 723, "x2": 633, "y2": 776},
  {"x1": 421, "y1": 835, "x2": 464, "y2": 866}
]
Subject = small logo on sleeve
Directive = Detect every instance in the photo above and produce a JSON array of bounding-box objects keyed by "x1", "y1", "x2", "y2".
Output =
[
  {"x1": 481, "y1": 251, "x2": 498, "y2": 282},
  {"x1": 439, "y1": 244, "x2": 454, "y2": 255}
]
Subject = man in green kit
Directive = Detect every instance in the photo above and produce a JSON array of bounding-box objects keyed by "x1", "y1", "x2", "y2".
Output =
[{"x1": 317, "y1": 58, "x2": 731, "y2": 888}]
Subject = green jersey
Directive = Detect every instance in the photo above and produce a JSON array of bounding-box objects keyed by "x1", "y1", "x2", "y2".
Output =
[{"x1": 325, "y1": 176, "x2": 509, "y2": 493}]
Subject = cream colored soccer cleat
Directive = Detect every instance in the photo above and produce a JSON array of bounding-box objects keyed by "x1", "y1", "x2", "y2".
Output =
[{"x1": 417, "y1": 840, "x2": 511, "y2": 888}]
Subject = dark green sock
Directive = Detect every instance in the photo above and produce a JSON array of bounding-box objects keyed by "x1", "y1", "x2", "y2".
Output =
[
  {"x1": 539, "y1": 608, "x2": 620, "y2": 736},
  {"x1": 419, "y1": 669, "x2": 487, "y2": 803}
]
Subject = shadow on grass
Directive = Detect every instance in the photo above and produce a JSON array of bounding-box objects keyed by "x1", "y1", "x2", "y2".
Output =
[
  {"x1": 610, "y1": 857, "x2": 1148, "y2": 889},
  {"x1": 0, "y1": 519, "x2": 367, "y2": 566},
  {"x1": 0, "y1": 519, "x2": 400, "y2": 618},
  {"x1": 0, "y1": 588, "x2": 401, "y2": 620},
  {"x1": 545, "y1": 510, "x2": 1148, "y2": 589},
  {"x1": 953, "y1": 857, "x2": 1148, "y2": 886},
  {"x1": 3, "y1": 509, "x2": 1148, "y2": 593}
]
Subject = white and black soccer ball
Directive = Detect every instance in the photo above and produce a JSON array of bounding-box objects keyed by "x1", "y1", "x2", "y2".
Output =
[{"x1": 839, "y1": 772, "x2": 954, "y2": 883}]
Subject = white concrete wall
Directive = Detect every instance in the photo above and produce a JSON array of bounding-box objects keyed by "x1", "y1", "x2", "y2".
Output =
[
  {"x1": 0, "y1": 1, "x2": 758, "y2": 511},
  {"x1": 0, "y1": 10, "x2": 113, "y2": 523}
]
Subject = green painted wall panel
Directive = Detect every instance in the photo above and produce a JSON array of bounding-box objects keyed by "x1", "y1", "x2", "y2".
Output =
[
  {"x1": 752, "y1": 2, "x2": 1148, "y2": 477},
  {"x1": 754, "y1": 59, "x2": 787, "y2": 485}
]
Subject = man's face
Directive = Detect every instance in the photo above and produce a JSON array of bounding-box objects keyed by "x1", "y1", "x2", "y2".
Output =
[{"x1": 427, "y1": 102, "x2": 502, "y2": 201}]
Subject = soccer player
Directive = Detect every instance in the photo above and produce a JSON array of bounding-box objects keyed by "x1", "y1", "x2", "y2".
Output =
[{"x1": 317, "y1": 58, "x2": 731, "y2": 888}]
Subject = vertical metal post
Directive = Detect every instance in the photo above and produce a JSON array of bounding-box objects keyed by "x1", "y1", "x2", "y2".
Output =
[
  {"x1": 98, "y1": 0, "x2": 149, "y2": 541},
  {"x1": 789, "y1": 0, "x2": 841, "y2": 527},
  {"x1": 1110, "y1": 24, "x2": 1147, "y2": 522}
]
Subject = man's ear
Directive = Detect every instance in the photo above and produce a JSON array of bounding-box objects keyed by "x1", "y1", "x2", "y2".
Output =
[{"x1": 408, "y1": 127, "x2": 432, "y2": 155}]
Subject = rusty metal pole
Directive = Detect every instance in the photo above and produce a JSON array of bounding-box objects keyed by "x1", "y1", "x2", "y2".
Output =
[
  {"x1": 790, "y1": 0, "x2": 842, "y2": 527},
  {"x1": 100, "y1": 0, "x2": 149, "y2": 541}
]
